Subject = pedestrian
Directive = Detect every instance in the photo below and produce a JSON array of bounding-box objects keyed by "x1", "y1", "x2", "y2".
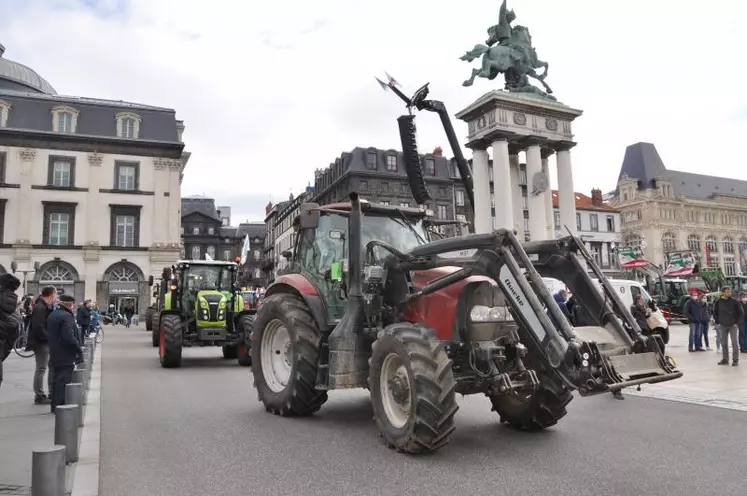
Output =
[
  {"x1": 712, "y1": 287, "x2": 743, "y2": 367},
  {"x1": 739, "y1": 292, "x2": 747, "y2": 353},
  {"x1": 685, "y1": 294, "x2": 706, "y2": 352},
  {"x1": 22, "y1": 293, "x2": 34, "y2": 331},
  {"x1": 76, "y1": 299, "x2": 92, "y2": 344},
  {"x1": 27, "y1": 286, "x2": 57, "y2": 404},
  {"x1": 123, "y1": 304, "x2": 134, "y2": 328},
  {"x1": 698, "y1": 294, "x2": 712, "y2": 351},
  {"x1": 47, "y1": 294, "x2": 83, "y2": 412},
  {"x1": 0, "y1": 273, "x2": 21, "y2": 390}
]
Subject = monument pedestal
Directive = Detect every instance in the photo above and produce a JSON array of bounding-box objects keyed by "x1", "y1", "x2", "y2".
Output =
[{"x1": 455, "y1": 91, "x2": 583, "y2": 240}]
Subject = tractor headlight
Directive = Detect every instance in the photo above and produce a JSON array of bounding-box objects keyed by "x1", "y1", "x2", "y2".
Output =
[{"x1": 469, "y1": 305, "x2": 514, "y2": 322}]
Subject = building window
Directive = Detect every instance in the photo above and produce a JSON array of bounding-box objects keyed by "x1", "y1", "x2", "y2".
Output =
[
  {"x1": 0, "y1": 152, "x2": 6, "y2": 183},
  {"x1": 254, "y1": 268, "x2": 261, "y2": 279},
  {"x1": 43, "y1": 202, "x2": 76, "y2": 246},
  {"x1": 661, "y1": 232, "x2": 676, "y2": 252},
  {"x1": 437, "y1": 205, "x2": 448, "y2": 219},
  {"x1": 723, "y1": 237, "x2": 734, "y2": 254},
  {"x1": 381, "y1": 182, "x2": 389, "y2": 192},
  {"x1": 706, "y1": 235, "x2": 717, "y2": 252},
  {"x1": 51, "y1": 105, "x2": 79, "y2": 133},
  {"x1": 523, "y1": 217, "x2": 530, "y2": 234},
  {"x1": 0, "y1": 201, "x2": 4, "y2": 244},
  {"x1": 0, "y1": 99, "x2": 10, "y2": 127},
  {"x1": 110, "y1": 205, "x2": 140, "y2": 247},
  {"x1": 359, "y1": 180, "x2": 368, "y2": 190},
  {"x1": 488, "y1": 165, "x2": 493, "y2": 182},
  {"x1": 725, "y1": 256, "x2": 736, "y2": 276},
  {"x1": 47, "y1": 156, "x2": 76, "y2": 188},
  {"x1": 386, "y1": 154, "x2": 397, "y2": 172},
  {"x1": 687, "y1": 234, "x2": 700, "y2": 251},
  {"x1": 554, "y1": 211, "x2": 560, "y2": 229},
  {"x1": 519, "y1": 167, "x2": 527, "y2": 185},
  {"x1": 625, "y1": 235, "x2": 641, "y2": 246},
  {"x1": 400, "y1": 202, "x2": 410, "y2": 208},
  {"x1": 590, "y1": 214, "x2": 599, "y2": 232},
  {"x1": 490, "y1": 193, "x2": 495, "y2": 208},
  {"x1": 181, "y1": 227, "x2": 184, "y2": 235},
  {"x1": 191, "y1": 245, "x2": 200, "y2": 259},
  {"x1": 366, "y1": 152, "x2": 377, "y2": 170},
  {"x1": 455, "y1": 190, "x2": 465, "y2": 206},
  {"x1": 223, "y1": 249, "x2": 232, "y2": 261},
  {"x1": 739, "y1": 239, "x2": 747, "y2": 256},
  {"x1": 590, "y1": 243, "x2": 601, "y2": 265},
  {"x1": 207, "y1": 245, "x2": 215, "y2": 258},
  {"x1": 522, "y1": 195, "x2": 528, "y2": 210},
  {"x1": 208, "y1": 227, "x2": 214, "y2": 235},
  {"x1": 425, "y1": 158, "x2": 436, "y2": 176},
  {"x1": 576, "y1": 212, "x2": 582, "y2": 231},
  {"x1": 192, "y1": 227, "x2": 199, "y2": 235},
  {"x1": 451, "y1": 163, "x2": 461, "y2": 179},
  {"x1": 606, "y1": 215, "x2": 615, "y2": 232},
  {"x1": 115, "y1": 162, "x2": 138, "y2": 191},
  {"x1": 381, "y1": 200, "x2": 390, "y2": 206},
  {"x1": 116, "y1": 112, "x2": 141, "y2": 139},
  {"x1": 254, "y1": 249, "x2": 260, "y2": 261}
]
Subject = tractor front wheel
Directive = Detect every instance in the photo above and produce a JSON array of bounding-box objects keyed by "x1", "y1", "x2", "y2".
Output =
[
  {"x1": 145, "y1": 307, "x2": 154, "y2": 331},
  {"x1": 489, "y1": 371, "x2": 572, "y2": 431},
  {"x1": 251, "y1": 293, "x2": 327, "y2": 416},
  {"x1": 368, "y1": 323, "x2": 458, "y2": 454},
  {"x1": 237, "y1": 314, "x2": 254, "y2": 367},
  {"x1": 222, "y1": 345, "x2": 239, "y2": 359},
  {"x1": 159, "y1": 314, "x2": 183, "y2": 368},
  {"x1": 151, "y1": 312, "x2": 160, "y2": 347}
]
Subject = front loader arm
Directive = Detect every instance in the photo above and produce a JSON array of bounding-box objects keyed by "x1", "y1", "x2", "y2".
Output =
[{"x1": 402, "y1": 229, "x2": 682, "y2": 395}]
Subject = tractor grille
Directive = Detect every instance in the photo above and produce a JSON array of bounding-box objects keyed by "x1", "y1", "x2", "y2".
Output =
[{"x1": 201, "y1": 294, "x2": 223, "y2": 321}]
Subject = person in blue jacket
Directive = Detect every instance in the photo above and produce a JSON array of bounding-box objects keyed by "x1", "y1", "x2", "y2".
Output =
[
  {"x1": 685, "y1": 294, "x2": 707, "y2": 352},
  {"x1": 47, "y1": 294, "x2": 83, "y2": 413}
]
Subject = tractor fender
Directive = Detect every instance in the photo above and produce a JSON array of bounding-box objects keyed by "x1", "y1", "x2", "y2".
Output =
[{"x1": 265, "y1": 276, "x2": 328, "y2": 332}]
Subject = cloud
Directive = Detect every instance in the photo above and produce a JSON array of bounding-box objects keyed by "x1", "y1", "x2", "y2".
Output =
[{"x1": 1, "y1": 0, "x2": 746, "y2": 221}]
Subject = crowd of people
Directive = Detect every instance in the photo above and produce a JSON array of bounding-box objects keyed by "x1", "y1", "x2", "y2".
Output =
[{"x1": 686, "y1": 287, "x2": 746, "y2": 366}]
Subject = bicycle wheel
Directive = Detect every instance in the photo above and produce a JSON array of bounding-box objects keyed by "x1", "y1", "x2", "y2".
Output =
[{"x1": 14, "y1": 334, "x2": 35, "y2": 358}]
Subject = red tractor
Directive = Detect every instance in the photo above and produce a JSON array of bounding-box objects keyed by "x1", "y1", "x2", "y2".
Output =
[{"x1": 247, "y1": 82, "x2": 682, "y2": 454}]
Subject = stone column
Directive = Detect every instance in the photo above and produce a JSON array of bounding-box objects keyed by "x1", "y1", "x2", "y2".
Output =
[
  {"x1": 541, "y1": 148, "x2": 555, "y2": 239},
  {"x1": 491, "y1": 139, "x2": 514, "y2": 232},
  {"x1": 168, "y1": 161, "x2": 183, "y2": 244},
  {"x1": 556, "y1": 145, "x2": 578, "y2": 236},
  {"x1": 509, "y1": 149, "x2": 523, "y2": 235},
  {"x1": 86, "y1": 153, "x2": 103, "y2": 246},
  {"x1": 525, "y1": 144, "x2": 546, "y2": 241},
  {"x1": 152, "y1": 159, "x2": 168, "y2": 245},
  {"x1": 471, "y1": 147, "x2": 492, "y2": 234},
  {"x1": 16, "y1": 148, "x2": 36, "y2": 245}
]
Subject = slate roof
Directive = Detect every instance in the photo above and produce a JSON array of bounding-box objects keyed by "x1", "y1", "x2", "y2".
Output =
[
  {"x1": 181, "y1": 196, "x2": 219, "y2": 220},
  {"x1": 617, "y1": 142, "x2": 747, "y2": 199},
  {"x1": 0, "y1": 43, "x2": 57, "y2": 94},
  {"x1": 237, "y1": 223, "x2": 265, "y2": 239}
]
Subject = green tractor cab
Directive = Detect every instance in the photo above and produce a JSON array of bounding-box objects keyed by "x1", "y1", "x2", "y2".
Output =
[{"x1": 153, "y1": 260, "x2": 255, "y2": 368}]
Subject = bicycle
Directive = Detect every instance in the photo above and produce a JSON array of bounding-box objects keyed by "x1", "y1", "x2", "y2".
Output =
[{"x1": 13, "y1": 316, "x2": 35, "y2": 358}]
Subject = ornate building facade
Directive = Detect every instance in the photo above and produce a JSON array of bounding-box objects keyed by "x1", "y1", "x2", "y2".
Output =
[
  {"x1": 610, "y1": 142, "x2": 747, "y2": 275},
  {"x1": 0, "y1": 43, "x2": 187, "y2": 315}
]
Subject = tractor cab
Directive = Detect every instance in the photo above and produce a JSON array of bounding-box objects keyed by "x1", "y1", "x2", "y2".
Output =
[{"x1": 177, "y1": 261, "x2": 239, "y2": 330}]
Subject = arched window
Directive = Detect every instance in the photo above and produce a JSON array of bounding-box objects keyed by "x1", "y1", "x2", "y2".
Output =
[
  {"x1": 739, "y1": 238, "x2": 747, "y2": 256},
  {"x1": 105, "y1": 262, "x2": 141, "y2": 282},
  {"x1": 116, "y1": 112, "x2": 141, "y2": 139},
  {"x1": 723, "y1": 237, "x2": 734, "y2": 254},
  {"x1": 661, "y1": 232, "x2": 676, "y2": 252},
  {"x1": 625, "y1": 234, "x2": 641, "y2": 246},
  {"x1": 687, "y1": 234, "x2": 700, "y2": 251},
  {"x1": 706, "y1": 235, "x2": 718, "y2": 252},
  {"x1": 37, "y1": 261, "x2": 78, "y2": 284},
  {"x1": 191, "y1": 245, "x2": 200, "y2": 259}
]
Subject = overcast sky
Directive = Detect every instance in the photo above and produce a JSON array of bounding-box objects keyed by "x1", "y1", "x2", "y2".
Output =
[{"x1": 2, "y1": 0, "x2": 745, "y2": 223}]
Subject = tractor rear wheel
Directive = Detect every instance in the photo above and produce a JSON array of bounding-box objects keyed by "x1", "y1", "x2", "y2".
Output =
[
  {"x1": 251, "y1": 293, "x2": 327, "y2": 416},
  {"x1": 222, "y1": 345, "x2": 239, "y2": 359},
  {"x1": 368, "y1": 323, "x2": 458, "y2": 454},
  {"x1": 489, "y1": 367, "x2": 572, "y2": 431},
  {"x1": 151, "y1": 312, "x2": 160, "y2": 347},
  {"x1": 159, "y1": 314, "x2": 183, "y2": 368},
  {"x1": 237, "y1": 314, "x2": 254, "y2": 367}
]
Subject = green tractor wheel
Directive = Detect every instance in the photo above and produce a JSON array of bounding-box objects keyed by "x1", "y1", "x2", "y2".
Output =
[{"x1": 237, "y1": 314, "x2": 254, "y2": 367}]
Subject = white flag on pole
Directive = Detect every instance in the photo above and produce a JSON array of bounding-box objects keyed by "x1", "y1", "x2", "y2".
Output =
[{"x1": 240, "y1": 234, "x2": 250, "y2": 265}]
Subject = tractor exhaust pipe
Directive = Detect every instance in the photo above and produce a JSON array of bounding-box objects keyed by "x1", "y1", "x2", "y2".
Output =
[{"x1": 327, "y1": 192, "x2": 366, "y2": 389}]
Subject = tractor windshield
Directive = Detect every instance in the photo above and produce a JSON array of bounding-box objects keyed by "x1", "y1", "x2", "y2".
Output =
[{"x1": 183, "y1": 265, "x2": 235, "y2": 292}]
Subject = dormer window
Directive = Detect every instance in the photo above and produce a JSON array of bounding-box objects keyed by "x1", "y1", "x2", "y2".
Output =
[
  {"x1": 51, "y1": 105, "x2": 79, "y2": 133},
  {"x1": 365, "y1": 152, "x2": 377, "y2": 170},
  {"x1": 0, "y1": 100, "x2": 10, "y2": 128},
  {"x1": 385, "y1": 154, "x2": 397, "y2": 172},
  {"x1": 116, "y1": 112, "x2": 141, "y2": 139},
  {"x1": 425, "y1": 158, "x2": 436, "y2": 176}
]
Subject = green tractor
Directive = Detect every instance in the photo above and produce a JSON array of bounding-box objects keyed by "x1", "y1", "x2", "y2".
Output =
[
  {"x1": 153, "y1": 260, "x2": 255, "y2": 368},
  {"x1": 144, "y1": 277, "x2": 160, "y2": 333}
]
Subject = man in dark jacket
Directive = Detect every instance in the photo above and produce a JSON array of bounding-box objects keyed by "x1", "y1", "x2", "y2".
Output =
[
  {"x1": 48, "y1": 294, "x2": 83, "y2": 412},
  {"x1": 27, "y1": 286, "x2": 57, "y2": 404},
  {"x1": 0, "y1": 273, "x2": 21, "y2": 390},
  {"x1": 76, "y1": 300, "x2": 91, "y2": 344},
  {"x1": 685, "y1": 295, "x2": 707, "y2": 352},
  {"x1": 713, "y1": 287, "x2": 743, "y2": 366}
]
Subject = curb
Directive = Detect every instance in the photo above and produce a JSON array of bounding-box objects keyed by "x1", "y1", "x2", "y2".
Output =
[
  {"x1": 68, "y1": 340, "x2": 102, "y2": 496},
  {"x1": 625, "y1": 387, "x2": 747, "y2": 412}
]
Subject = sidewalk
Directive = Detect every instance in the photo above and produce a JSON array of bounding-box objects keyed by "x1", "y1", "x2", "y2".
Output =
[
  {"x1": 627, "y1": 323, "x2": 747, "y2": 411},
  {"x1": 0, "y1": 353, "x2": 55, "y2": 494}
]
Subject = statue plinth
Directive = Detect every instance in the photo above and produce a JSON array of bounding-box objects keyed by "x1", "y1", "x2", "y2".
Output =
[{"x1": 455, "y1": 90, "x2": 583, "y2": 243}]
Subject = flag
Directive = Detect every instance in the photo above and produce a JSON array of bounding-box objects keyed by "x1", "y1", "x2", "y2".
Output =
[
  {"x1": 205, "y1": 253, "x2": 214, "y2": 261},
  {"x1": 239, "y1": 234, "x2": 250, "y2": 265}
]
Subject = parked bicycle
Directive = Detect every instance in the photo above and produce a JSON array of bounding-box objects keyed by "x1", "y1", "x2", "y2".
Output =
[{"x1": 13, "y1": 314, "x2": 34, "y2": 358}]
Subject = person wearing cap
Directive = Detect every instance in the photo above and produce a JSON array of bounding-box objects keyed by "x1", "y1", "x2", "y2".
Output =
[{"x1": 47, "y1": 294, "x2": 83, "y2": 412}]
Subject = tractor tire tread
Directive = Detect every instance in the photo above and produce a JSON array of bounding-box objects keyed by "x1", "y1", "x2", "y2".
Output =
[
  {"x1": 151, "y1": 312, "x2": 160, "y2": 347},
  {"x1": 159, "y1": 314, "x2": 182, "y2": 368},
  {"x1": 237, "y1": 314, "x2": 254, "y2": 366},
  {"x1": 490, "y1": 374, "x2": 572, "y2": 431}
]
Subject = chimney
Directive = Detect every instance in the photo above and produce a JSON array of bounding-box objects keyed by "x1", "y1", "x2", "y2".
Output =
[
  {"x1": 265, "y1": 202, "x2": 273, "y2": 214},
  {"x1": 591, "y1": 188, "x2": 603, "y2": 207},
  {"x1": 432, "y1": 146, "x2": 443, "y2": 157}
]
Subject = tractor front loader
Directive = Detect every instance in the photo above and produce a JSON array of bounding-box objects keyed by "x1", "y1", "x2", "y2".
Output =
[{"x1": 154, "y1": 260, "x2": 255, "y2": 368}]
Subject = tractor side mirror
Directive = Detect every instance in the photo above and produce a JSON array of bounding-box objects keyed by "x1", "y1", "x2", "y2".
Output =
[
  {"x1": 10, "y1": 261, "x2": 17, "y2": 273},
  {"x1": 299, "y1": 203, "x2": 320, "y2": 229},
  {"x1": 148, "y1": 275, "x2": 154, "y2": 286}
]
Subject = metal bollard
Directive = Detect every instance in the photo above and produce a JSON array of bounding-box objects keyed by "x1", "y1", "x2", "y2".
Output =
[
  {"x1": 31, "y1": 445, "x2": 66, "y2": 496},
  {"x1": 72, "y1": 367, "x2": 85, "y2": 388},
  {"x1": 54, "y1": 405, "x2": 79, "y2": 464},
  {"x1": 65, "y1": 383, "x2": 84, "y2": 427}
]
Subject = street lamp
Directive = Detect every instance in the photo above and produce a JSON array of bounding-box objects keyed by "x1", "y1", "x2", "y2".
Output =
[{"x1": 10, "y1": 260, "x2": 40, "y2": 295}]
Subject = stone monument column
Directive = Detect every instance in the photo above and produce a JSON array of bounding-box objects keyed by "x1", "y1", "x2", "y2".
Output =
[
  {"x1": 556, "y1": 144, "x2": 578, "y2": 236},
  {"x1": 86, "y1": 153, "x2": 103, "y2": 245},
  {"x1": 470, "y1": 146, "x2": 492, "y2": 234},
  {"x1": 525, "y1": 144, "x2": 546, "y2": 241},
  {"x1": 491, "y1": 139, "x2": 513, "y2": 232},
  {"x1": 541, "y1": 148, "x2": 555, "y2": 239},
  {"x1": 509, "y1": 151, "x2": 523, "y2": 234},
  {"x1": 168, "y1": 161, "x2": 182, "y2": 244}
]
